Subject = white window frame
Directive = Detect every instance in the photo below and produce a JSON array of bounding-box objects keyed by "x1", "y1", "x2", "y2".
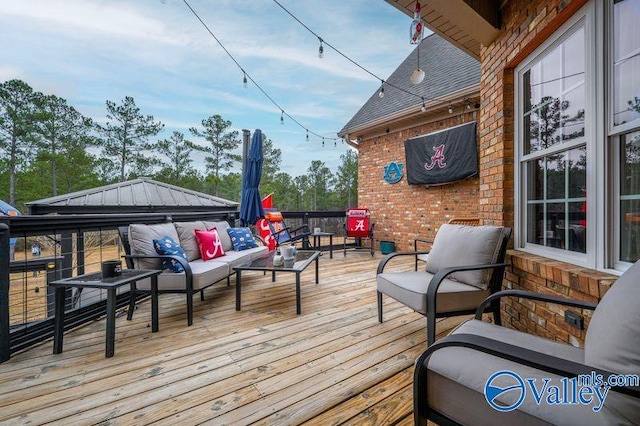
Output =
[{"x1": 515, "y1": 1, "x2": 600, "y2": 268}]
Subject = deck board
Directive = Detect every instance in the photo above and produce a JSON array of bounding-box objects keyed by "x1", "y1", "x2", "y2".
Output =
[{"x1": 0, "y1": 252, "x2": 467, "y2": 425}]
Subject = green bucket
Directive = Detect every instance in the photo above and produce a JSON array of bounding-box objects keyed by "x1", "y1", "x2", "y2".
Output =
[{"x1": 380, "y1": 241, "x2": 395, "y2": 255}]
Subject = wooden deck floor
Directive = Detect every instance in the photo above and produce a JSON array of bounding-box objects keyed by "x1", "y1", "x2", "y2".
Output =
[{"x1": 0, "y1": 252, "x2": 467, "y2": 425}]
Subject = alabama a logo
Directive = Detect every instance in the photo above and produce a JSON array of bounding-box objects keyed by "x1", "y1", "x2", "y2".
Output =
[{"x1": 424, "y1": 144, "x2": 447, "y2": 170}]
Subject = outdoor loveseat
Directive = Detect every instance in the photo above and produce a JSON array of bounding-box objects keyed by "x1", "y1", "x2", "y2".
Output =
[
  {"x1": 120, "y1": 220, "x2": 267, "y2": 326},
  {"x1": 413, "y1": 259, "x2": 640, "y2": 425}
]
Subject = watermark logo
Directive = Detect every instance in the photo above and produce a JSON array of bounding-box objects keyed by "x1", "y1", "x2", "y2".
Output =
[
  {"x1": 484, "y1": 370, "x2": 640, "y2": 413},
  {"x1": 484, "y1": 371, "x2": 526, "y2": 412}
]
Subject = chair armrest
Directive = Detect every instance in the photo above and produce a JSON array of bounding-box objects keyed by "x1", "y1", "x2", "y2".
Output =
[
  {"x1": 414, "y1": 238, "x2": 434, "y2": 251},
  {"x1": 290, "y1": 224, "x2": 310, "y2": 235},
  {"x1": 415, "y1": 333, "x2": 640, "y2": 399},
  {"x1": 122, "y1": 254, "x2": 194, "y2": 290},
  {"x1": 377, "y1": 251, "x2": 431, "y2": 274},
  {"x1": 474, "y1": 289, "x2": 598, "y2": 320},
  {"x1": 425, "y1": 262, "x2": 510, "y2": 323}
]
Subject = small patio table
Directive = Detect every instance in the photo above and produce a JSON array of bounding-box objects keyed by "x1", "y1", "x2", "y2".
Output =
[
  {"x1": 234, "y1": 250, "x2": 320, "y2": 315},
  {"x1": 311, "y1": 231, "x2": 334, "y2": 258},
  {"x1": 50, "y1": 269, "x2": 162, "y2": 358}
]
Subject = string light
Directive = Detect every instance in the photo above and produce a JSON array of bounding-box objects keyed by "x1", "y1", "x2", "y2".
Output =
[
  {"x1": 421, "y1": 98, "x2": 426, "y2": 113},
  {"x1": 318, "y1": 37, "x2": 324, "y2": 59},
  {"x1": 378, "y1": 80, "x2": 385, "y2": 99},
  {"x1": 448, "y1": 102, "x2": 453, "y2": 114},
  {"x1": 181, "y1": 0, "x2": 341, "y2": 147},
  {"x1": 334, "y1": 140, "x2": 337, "y2": 147},
  {"x1": 306, "y1": 129, "x2": 309, "y2": 142},
  {"x1": 322, "y1": 137, "x2": 325, "y2": 147},
  {"x1": 465, "y1": 98, "x2": 472, "y2": 110},
  {"x1": 242, "y1": 71, "x2": 248, "y2": 89}
]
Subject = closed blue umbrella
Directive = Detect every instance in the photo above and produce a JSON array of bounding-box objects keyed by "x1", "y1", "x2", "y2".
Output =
[
  {"x1": 0, "y1": 200, "x2": 21, "y2": 259},
  {"x1": 239, "y1": 129, "x2": 265, "y2": 226}
]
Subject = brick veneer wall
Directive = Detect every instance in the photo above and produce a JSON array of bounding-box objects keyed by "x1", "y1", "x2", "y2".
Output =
[
  {"x1": 357, "y1": 112, "x2": 480, "y2": 252},
  {"x1": 478, "y1": 0, "x2": 610, "y2": 347}
]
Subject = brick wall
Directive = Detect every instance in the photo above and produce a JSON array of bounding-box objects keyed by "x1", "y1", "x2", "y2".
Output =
[
  {"x1": 479, "y1": 0, "x2": 603, "y2": 347},
  {"x1": 357, "y1": 111, "x2": 480, "y2": 251}
]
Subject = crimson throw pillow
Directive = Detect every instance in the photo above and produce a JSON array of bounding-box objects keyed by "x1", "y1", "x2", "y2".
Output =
[{"x1": 194, "y1": 228, "x2": 226, "y2": 260}]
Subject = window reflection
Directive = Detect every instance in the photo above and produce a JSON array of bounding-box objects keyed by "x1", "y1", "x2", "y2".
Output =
[
  {"x1": 613, "y1": 0, "x2": 640, "y2": 126},
  {"x1": 620, "y1": 131, "x2": 640, "y2": 262}
]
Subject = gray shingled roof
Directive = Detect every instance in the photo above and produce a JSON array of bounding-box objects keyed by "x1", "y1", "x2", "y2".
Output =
[
  {"x1": 26, "y1": 177, "x2": 239, "y2": 215},
  {"x1": 338, "y1": 34, "x2": 480, "y2": 136}
]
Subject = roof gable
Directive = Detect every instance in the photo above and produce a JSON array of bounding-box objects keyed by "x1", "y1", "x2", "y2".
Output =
[{"x1": 338, "y1": 34, "x2": 480, "y2": 136}]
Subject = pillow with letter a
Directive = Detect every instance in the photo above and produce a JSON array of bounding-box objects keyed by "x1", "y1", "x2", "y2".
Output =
[{"x1": 194, "y1": 228, "x2": 226, "y2": 261}]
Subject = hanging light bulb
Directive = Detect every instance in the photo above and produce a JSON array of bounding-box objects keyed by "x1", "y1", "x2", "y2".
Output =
[
  {"x1": 318, "y1": 38, "x2": 324, "y2": 59},
  {"x1": 421, "y1": 98, "x2": 427, "y2": 113},
  {"x1": 410, "y1": 40, "x2": 425, "y2": 84},
  {"x1": 306, "y1": 129, "x2": 309, "y2": 142},
  {"x1": 378, "y1": 80, "x2": 385, "y2": 99},
  {"x1": 280, "y1": 110, "x2": 284, "y2": 125},
  {"x1": 322, "y1": 137, "x2": 325, "y2": 147},
  {"x1": 410, "y1": 68, "x2": 425, "y2": 85},
  {"x1": 242, "y1": 72, "x2": 248, "y2": 89},
  {"x1": 334, "y1": 140, "x2": 337, "y2": 147},
  {"x1": 466, "y1": 98, "x2": 472, "y2": 110},
  {"x1": 448, "y1": 103, "x2": 453, "y2": 114}
]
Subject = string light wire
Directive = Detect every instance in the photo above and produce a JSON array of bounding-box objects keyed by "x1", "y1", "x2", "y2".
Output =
[{"x1": 181, "y1": 0, "x2": 340, "y2": 143}]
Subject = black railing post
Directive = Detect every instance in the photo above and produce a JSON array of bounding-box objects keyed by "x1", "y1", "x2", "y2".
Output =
[{"x1": 0, "y1": 221, "x2": 10, "y2": 362}]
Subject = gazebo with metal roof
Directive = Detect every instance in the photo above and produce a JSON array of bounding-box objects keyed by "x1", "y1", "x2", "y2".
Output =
[{"x1": 25, "y1": 177, "x2": 239, "y2": 215}]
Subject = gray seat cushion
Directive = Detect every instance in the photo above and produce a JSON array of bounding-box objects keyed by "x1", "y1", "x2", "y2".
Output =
[
  {"x1": 377, "y1": 271, "x2": 490, "y2": 314},
  {"x1": 426, "y1": 319, "x2": 639, "y2": 425},
  {"x1": 425, "y1": 224, "x2": 504, "y2": 289},
  {"x1": 135, "y1": 259, "x2": 230, "y2": 291},
  {"x1": 218, "y1": 246, "x2": 268, "y2": 269},
  {"x1": 173, "y1": 221, "x2": 207, "y2": 261},
  {"x1": 584, "y1": 259, "x2": 640, "y2": 422},
  {"x1": 128, "y1": 223, "x2": 181, "y2": 270}
]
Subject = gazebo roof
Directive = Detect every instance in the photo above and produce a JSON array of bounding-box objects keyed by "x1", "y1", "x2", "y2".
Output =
[{"x1": 26, "y1": 177, "x2": 239, "y2": 215}]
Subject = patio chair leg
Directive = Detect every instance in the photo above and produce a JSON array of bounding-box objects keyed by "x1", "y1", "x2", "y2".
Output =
[
  {"x1": 200, "y1": 289, "x2": 205, "y2": 302},
  {"x1": 187, "y1": 292, "x2": 194, "y2": 326},
  {"x1": 427, "y1": 312, "x2": 436, "y2": 346},
  {"x1": 377, "y1": 292, "x2": 383, "y2": 323},
  {"x1": 227, "y1": 276, "x2": 231, "y2": 286}
]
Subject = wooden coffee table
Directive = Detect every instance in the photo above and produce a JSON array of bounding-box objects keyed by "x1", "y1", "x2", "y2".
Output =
[{"x1": 233, "y1": 250, "x2": 320, "y2": 315}]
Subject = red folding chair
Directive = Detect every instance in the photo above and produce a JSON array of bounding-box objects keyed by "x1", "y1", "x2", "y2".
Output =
[{"x1": 343, "y1": 208, "x2": 375, "y2": 256}]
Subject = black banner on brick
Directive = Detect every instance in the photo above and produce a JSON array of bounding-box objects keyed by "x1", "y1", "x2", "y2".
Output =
[{"x1": 404, "y1": 122, "x2": 478, "y2": 186}]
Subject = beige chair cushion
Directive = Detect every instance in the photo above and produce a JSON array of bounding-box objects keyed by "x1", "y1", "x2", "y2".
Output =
[
  {"x1": 128, "y1": 223, "x2": 180, "y2": 270},
  {"x1": 377, "y1": 271, "x2": 490, "y2": 314},
  {"x1": 204, "y1": 221, "x2": 233, "y2": 252},
  {"x1": 425, "y1": 224, "x2": 504, "y2": 289},
  {"x1": 173, "y1": 221, "x2": 207, "y2": 261},
  {"x1": 425, "y1": 319, "x2": 639, "y2": 425}
]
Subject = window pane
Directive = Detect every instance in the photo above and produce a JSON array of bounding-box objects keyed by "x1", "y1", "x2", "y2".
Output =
[
  {"x1": 613, "y1": 0, "x2": 640, "y2": 126},
  {"x1": 562, "y1": 85, "x2": 586, "y2": 142},
  {"x1": 568, "y1": 147, "x2": 587, "y2": 199},
  {"x1": 526, "y1": 159, "x2": 545, "y2": 201},
  {"x1": 546, "y1": 153, "x2": 565, "y2": 199},
  {"x1": 620, "y1": 131, "x2": 640, "y2": 262}
]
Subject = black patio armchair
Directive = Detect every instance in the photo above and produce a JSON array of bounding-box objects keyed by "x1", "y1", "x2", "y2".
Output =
[
  {"x1": 414, "y1": 260, "x2": 640, "y2": 425},
  {"x1": 377, "y1": 224, "x2": 511, "y2": 346}
]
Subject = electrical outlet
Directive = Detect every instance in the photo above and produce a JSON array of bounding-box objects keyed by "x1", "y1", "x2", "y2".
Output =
[{"x1": 564, "y1": 310, "x2": 584, "y2": 330}]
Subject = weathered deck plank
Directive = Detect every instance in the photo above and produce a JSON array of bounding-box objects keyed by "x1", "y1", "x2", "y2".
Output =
[{"x1": 0, "y1": 252, "x2": 467, "y2": 425}]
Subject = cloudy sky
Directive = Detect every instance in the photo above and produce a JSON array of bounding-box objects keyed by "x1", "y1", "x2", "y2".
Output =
[{"x1": 0, "y1": 0, "x2": 420, "y2": 176}]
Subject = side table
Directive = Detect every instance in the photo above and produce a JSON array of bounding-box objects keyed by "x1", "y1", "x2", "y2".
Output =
[
  {"x1": 50, "y1": 269, "x2": 162, "y2": 358},
  {"x1": 311, "y1": 232, "x2": 334, "y2": 259}
]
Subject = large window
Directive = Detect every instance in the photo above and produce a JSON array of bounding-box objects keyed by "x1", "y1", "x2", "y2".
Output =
[
  {"x1": 518, "y1": 18, "x2": 588, "y2": 259},
  {"x1": 517, "y1": 0, "x2": 640, "y2": 270}
]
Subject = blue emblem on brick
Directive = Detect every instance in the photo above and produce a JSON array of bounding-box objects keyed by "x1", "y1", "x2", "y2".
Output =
[{"x1": 384, "y1": 162, "x2": 403, "y2": 184}]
